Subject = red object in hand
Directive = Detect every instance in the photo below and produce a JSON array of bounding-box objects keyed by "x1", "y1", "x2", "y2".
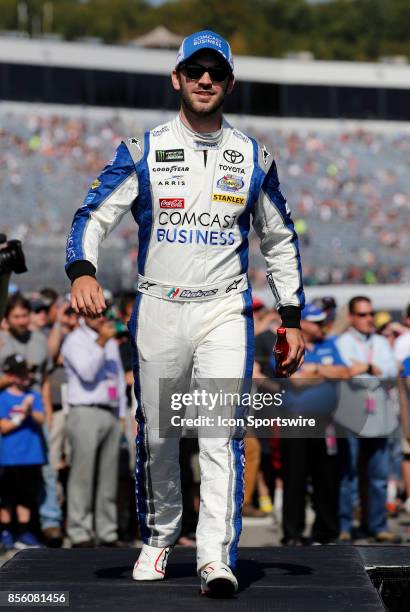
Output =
[{"x1": 274, "y1": 327, "x2": 289, "y2": 378}]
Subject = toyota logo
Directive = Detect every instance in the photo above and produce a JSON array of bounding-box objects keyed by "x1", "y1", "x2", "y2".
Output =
[{"x1": 223, "y1": 149, "x2": 244, "y2": 164}]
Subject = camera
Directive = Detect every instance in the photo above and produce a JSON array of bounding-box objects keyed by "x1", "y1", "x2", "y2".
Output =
[{"x1": 0, "y1": 234, "x2": 27, "y2": 274}]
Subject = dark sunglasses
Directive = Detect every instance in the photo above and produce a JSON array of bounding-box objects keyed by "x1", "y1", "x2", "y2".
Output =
[
  {"x1": 353, "y1": 311, "x2": 375, "y2": 317},
  {"x1": 182, "y1": 63, "x2": 231, "y2": 82}
]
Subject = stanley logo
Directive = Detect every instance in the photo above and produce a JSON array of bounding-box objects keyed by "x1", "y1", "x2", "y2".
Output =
[{"x1": 212, "y1": 193, "x2": 245, "y2": 205}]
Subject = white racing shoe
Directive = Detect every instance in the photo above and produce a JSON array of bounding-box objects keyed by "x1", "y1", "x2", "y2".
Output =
[
  {"x1": 132, "y1": 544, "x2": 172, "y2": 581},
  {"x1": 200, "y1": 561, "x2": 238, "y2": 598}
]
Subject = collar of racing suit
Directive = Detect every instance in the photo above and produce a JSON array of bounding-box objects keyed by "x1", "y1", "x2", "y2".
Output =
[{"x1": 174, "y1": 113, "x2": 228, "y2": 149}]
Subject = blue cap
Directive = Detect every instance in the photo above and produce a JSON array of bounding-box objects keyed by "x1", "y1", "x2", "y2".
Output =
[
  {"x1": 176, "y1": 30, "x2": 234, "y2": 73},
  {"x1": 301, "y1": 304, "x2": 327, "y2": 322}
]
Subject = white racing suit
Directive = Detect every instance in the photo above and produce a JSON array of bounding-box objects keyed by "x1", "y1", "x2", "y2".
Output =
[{"x1": 66, "y1": 115, "x2": 304, "y2": 570}]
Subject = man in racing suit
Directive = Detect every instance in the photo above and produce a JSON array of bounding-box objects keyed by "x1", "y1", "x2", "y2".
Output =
[{"x1": 66, "y1": 30, "x2": 305, "y2": 597}]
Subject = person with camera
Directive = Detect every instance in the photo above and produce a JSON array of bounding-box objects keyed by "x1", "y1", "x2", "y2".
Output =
[
  {"x1": 61, "y1": 313, "x2": 126, "y2": 547},
  {"x1": 0, "y1": 354, "x2": 46, "y2": 549},
  {"x1": 0, "y1": 234, "x2": 27, "y2": 323}
]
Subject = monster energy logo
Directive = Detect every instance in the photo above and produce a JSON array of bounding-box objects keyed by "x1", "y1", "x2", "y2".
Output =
[{"x1": 155, "y1": 149, "x2": 185, "y2": 162}]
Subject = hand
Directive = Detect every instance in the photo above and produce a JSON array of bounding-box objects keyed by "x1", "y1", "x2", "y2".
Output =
[
  {"x1": 56, "y1": 301, "x2": 71, "y2": 323},
  {"x1": 350, "y1": 360, "x2": 369, "y2": 376},
  {"x1": 3, "y1": 373, "x2": 20, "y2": 386},
  {"x1": 21, "y1": 395, "x2": 34, "y2": 415},
  {"x1": 280, "y1": 328, "x2": 305, "y2": 376},
  {"x1": 370, "y1": 363, "x2": 382, "y2": 377},
  {"x1": 97, "y1": 321, "x2": 116, "y2": 346},
  {"x1": 301, "y1": 363, "x2": 318, "y2": 374},
  {"x1": 71, "y1": 276, "x2": 106, "y2": 318}
]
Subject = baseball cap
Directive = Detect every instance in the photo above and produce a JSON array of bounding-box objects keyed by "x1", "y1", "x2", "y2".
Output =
[
  {"x1": 301, "y1": 304, "x2": 326, "y2": 323},
  {"x1": 175, "y1": 30, "x2": 234, "y2": 73},
  {"x1": 374, "y1": 311, "x2": 392, "y2": 330},
  {"x1": 3, "y1": 354, "x2": 29, "y2": 377},
  {"x1": 31, "y1": 297, "x2": 50, "y2": 313}
]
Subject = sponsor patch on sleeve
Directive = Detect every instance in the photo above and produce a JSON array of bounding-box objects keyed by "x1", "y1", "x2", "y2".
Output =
[{"x1": 212, "y1": 193, "x2": 245, "y2": 205}]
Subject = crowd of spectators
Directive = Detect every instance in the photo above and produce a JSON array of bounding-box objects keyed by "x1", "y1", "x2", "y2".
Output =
[
  {"x1": 1, "y1": 108, "x2": 409, "y2": 286},
  {"x1": 0, "y1": 285, "x2": 409, "y2": 549}
]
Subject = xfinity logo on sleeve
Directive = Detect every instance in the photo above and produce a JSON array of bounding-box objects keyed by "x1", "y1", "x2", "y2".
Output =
[
  {"x1": 159, "y1": 198, "x2": 185, "y2": 209},
  {"x1": 152, "y1": 126, "x2": 170, "y2": 137},
  {"x1": 156, "y1": 149, "x2": 185, "y2": 162},
  {"x1": 223, "y1": 149, "x2": 244, "y2": 164}
]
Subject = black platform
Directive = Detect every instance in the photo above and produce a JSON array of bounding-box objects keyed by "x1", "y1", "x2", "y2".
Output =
[{"x1": 2, "y1": 546, "x2": 409, "y2": 611}]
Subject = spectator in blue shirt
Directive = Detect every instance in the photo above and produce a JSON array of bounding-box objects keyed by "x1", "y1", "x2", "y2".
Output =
[{"x1": 0, "y1": 354, "x2": 46, "y2": 550}]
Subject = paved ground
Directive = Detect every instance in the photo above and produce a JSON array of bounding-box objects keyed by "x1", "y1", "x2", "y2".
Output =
[{"x1": 1, "y1": 505, "x2": 409, "y2": 568}]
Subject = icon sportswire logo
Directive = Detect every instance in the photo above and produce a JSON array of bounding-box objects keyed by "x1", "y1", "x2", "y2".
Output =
[{"x1": 159, "y1": 198, "x2": 185, "y2": 209}]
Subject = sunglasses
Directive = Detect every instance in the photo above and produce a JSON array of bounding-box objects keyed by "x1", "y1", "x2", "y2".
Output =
[
  {"x1": 353, "y1": 311, "x2": 375, "y2": 317},
  {"x1": 182, "y1": 63, "x2": 231, "y2": 82}
]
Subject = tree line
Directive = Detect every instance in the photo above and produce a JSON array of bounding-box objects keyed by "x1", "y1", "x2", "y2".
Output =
[{"x1": 1, "y1": 0, "x2": 410, "y2": 62}]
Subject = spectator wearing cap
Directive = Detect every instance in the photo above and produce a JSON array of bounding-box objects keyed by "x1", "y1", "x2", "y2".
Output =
[
  {"x1": 0, "y1": 293, "x2": 63, "y2": 547},
  {"x1": 30, "y1": 296, "x2": 51, "y2": 335},
  {"x1": 336, "y1": 296, "x2": 399, "y2": 543},
  {"x1": 0, "y1": 355, "x2": 46, "y2": 549},
  {"x1": 61, "y1": 314, "x2": 126, "y2": 547},
  {"x1": 281, "y1": 303, "x2": 351, "y2": 545}
]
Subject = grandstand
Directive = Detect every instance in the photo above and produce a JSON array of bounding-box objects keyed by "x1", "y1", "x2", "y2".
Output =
[
  {"x1": 0, "y1": 36, "x2": 409, "y2": 293},
  {"x1": 2, "y1": 36, "x2": 410, "y2": 119}
]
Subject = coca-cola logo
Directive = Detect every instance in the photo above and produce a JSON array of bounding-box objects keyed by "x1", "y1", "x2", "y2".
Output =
[{"x1": 159, "y1": 198, "x2": 185, "y2": 209}]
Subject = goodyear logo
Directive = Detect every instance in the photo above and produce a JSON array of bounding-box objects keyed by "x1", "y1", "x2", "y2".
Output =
[
  {"x1": 212, "y1": 193, "x2": 245, "y2": 205},
  {"x1": 91, "y1": 178, "x2": 101, "y2": 189}
]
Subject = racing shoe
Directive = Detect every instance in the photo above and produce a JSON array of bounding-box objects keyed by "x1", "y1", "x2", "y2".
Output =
[
  {"x1": 132, "y1": 544, "x2": 172, "y2": 581},
  {"x1": 200, "y1": 561, "x2": 238, "y2": 598},
  {"x1": 14, "y1": 531, "x2": 42, "y2": 549}
]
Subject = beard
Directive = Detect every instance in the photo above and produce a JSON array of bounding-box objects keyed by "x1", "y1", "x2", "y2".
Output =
[{"x1": 179, "y1": 83, "x2": 227, "y2": 118}]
